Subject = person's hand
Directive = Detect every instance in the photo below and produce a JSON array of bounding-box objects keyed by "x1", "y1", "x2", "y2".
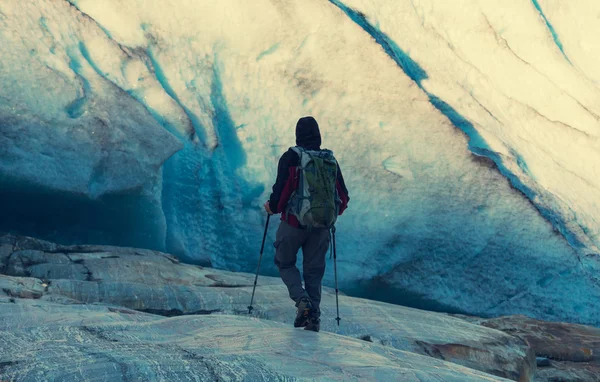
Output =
[{"x1": 264, "y1": 201, "x2": 274, "y2": 215}]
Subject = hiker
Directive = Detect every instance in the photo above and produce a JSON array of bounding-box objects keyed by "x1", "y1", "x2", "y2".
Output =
[{"x1": 264, "y1": 116, "x2": 349, "y2": 332}]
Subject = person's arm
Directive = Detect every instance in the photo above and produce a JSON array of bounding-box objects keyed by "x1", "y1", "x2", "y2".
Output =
[
  {"x1": 267, "y1": 150, "x2": 294, "y2": 214},
  {"x1": 336, "y1": 162, "x2": 350, "y2": 215}
]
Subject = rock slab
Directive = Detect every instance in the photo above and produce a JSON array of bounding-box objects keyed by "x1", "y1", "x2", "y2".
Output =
[{"x1": 0, "y1": 234, "x2": 538, "y2": 381}]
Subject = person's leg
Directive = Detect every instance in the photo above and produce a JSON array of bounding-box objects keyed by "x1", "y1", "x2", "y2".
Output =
[
  {"x1": 301, "y1": 228, "x2": 330, "y2": 315},
  {"x1": 274, "y1": 221, "x2": 308, "y2": 303}
]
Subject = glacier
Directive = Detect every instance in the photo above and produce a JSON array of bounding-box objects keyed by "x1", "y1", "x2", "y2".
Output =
[{"x1": 0, "y1": 0, "x2": 599, "y2": 326}]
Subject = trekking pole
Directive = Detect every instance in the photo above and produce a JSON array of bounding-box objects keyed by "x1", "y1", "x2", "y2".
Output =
[
  {"x1": 248, "y1": 214, "x2": 271, "y2": 314},
  {"x1": 332, "y1": 226, "x2": 341, "y2": 325}
]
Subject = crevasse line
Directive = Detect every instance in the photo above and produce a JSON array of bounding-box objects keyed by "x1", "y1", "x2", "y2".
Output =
[{"x1": 530, "y1": 0, "x2": 571, "y2": 64}]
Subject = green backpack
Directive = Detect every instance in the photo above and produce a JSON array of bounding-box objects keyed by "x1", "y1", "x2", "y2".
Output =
[{"x1": 287, "y1": 146, "x2": 340, "y2": 229}]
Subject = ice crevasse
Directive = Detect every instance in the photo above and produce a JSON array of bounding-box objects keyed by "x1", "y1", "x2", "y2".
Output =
[{"x1": 0, "y1": 0, "x2": 599, "y2": 325}]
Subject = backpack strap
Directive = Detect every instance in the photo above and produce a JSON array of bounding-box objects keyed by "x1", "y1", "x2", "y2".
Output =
[
  {"x1": 286, "y1": 146, "x2": 302, "y2": 226},
  {"x1": 291, "y1": 146, "x2": 310, "y2": 169}
]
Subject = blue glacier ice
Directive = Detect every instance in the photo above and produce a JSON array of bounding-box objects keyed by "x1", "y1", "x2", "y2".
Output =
[{"x1": 0, "y1": 0, "x2": 599, "y2": 326}]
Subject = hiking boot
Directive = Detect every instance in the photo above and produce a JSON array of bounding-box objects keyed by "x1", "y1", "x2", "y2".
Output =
[
  {"x1": 304, "y1": 316, "x2": 320, "y2": 332},
  {"x1": 294, "y1": 297, "x2": 313, "y2": 328}
]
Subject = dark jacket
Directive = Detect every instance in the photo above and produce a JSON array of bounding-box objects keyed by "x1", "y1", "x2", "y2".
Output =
[{"x1": 269, "y1": 117, "x2": 349, "y2": 228}]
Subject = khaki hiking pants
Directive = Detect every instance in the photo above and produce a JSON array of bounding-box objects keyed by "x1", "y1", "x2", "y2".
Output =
[{"x1": 274, "y1": 221, "x2": 330, "y2": 315}]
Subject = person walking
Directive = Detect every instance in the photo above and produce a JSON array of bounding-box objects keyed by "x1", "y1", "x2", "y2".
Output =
[{"x1": 264, "y1": 116, "x2": 349, "y2": 332}]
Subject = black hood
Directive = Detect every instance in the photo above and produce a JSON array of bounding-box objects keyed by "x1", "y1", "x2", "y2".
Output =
[{"x1": 295, "y1": 116, "x2": 321, "y2": 150}]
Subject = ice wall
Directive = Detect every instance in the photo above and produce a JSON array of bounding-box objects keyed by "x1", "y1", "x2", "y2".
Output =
[{"x1": 328, "y1": 0, "x2": 600, "y2": 251}]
